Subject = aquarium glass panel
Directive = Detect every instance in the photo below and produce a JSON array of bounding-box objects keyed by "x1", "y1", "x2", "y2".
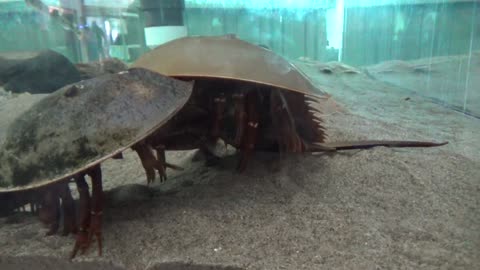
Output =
[{"x1": 0, "y1": 1, "x2": 478, "y2": 269}]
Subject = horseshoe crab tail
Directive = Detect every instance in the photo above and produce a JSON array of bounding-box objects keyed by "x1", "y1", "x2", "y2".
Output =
[{"x1": 307, "y1": 140, "x2": 448, "y2": 152}]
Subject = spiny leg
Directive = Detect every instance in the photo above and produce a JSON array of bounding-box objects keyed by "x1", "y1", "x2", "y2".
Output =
[
  {"x1": 202, "y1": 92, "x2": 227, "y2": 167},
  {"x1": 39, "y1": 187, "x2": 60, "y2": 236},
  {"x1": 270, "y1": 90, "x2": 304, "y2": 153},
  {"x1": 30, "y1": 200, "x2": 38, "y2": 214},
  {"x1": 132, "y1": 143, "x2": 159, "y2": 184},
  {"x1": 233, "y1": 93, "x2": 246, "y2": 147},
  {"x1": 133, "y1": 142, "x2": 183, "y2": 184},
  {"x1": 24, "y1": 189, "x2": 41, "y2": 214},
  {"x1": 86, "y1": 165, "x2": 103, "y2": 256},
  {"x1": 154, "y1": 145, "x2": 185, "y2": 176},
  {"x1": 270, "y1": 91, "x2": 288, "y2": 153},
  {"x1": 211, "y1": 93, "x2": 226, "y2": 139},
  {"x1": 26, "y1": 190, "x2": 41, "y2": 215},
  {"x1": 32, "y1": 201, "x2": 41, "y2": 214},
  {"x1": 278, "y1": 106, "x2": 304, "y2": 152},
  {"x1": 154, "y1": 145, "x2": 167, "y2": 182},
  {"x1": 71, "y1": 173, "x2": 91, "y2": 259},
  {"x1": 237, "y1": 92, "x2": 260, "y2": 172},
  {"x1": 59, "y1": 181, "x2": 77, "y2": 236}
]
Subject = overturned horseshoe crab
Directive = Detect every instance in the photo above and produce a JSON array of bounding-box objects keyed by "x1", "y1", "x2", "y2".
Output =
[
  {"x1": 131, "y1": 35, "x2": 447, "y2": 178},
  {"x1": 0, "y1": 68, "x2": 193, "y2": 258}
]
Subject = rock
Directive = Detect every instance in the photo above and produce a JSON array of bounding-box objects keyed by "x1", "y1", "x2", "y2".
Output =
[
  {"x1": 75, "y1": 58, "x2": 128, "y2": 80},
  {"x1": 0, "y1": 50, "x2": 81, "y2": 94}
]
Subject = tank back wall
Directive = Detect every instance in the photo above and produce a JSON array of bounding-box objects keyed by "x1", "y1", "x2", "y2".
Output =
[
  {"x1": 1, "y1": 1, "x2": 477, "y2": 65},
  {"x1": 0, "y1": 1, "x2": 80, "y2": 62},
  {"x1": 182, "y1": 1, "x2": 479, "y2": 65},
  {"x1": 342, "y1": 1, "x2": 480, "y2": 66},
  {"x1": 140, "y1": 0, "x2": 187, "y2": 48}
]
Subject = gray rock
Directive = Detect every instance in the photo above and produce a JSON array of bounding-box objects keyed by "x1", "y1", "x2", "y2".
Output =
[{"x1": 0, "y1": 50, "x2": 81, "y2": 94}]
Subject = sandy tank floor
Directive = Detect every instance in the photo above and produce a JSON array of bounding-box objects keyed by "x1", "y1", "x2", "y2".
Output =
[{"x1": 0, "y1": 56, "x2": 479, "y2": 270}]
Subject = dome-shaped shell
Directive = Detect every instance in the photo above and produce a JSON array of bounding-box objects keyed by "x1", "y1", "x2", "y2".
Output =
[
  {"x1": 132, "y1": 35, "x2": 324, "y2": 96},
  {"x1": 0, "y1": 68, "x2": 193, "y2": 192}
]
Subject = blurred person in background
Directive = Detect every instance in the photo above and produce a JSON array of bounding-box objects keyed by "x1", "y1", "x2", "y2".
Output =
[{"x1": 91, "y1": 21, "x2": 108, "y2": 60}]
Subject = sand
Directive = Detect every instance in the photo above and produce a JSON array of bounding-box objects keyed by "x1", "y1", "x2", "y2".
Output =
[
  {"x1": 0, "y1": 56, "x2": 479, "y2": 270},
  {"x1": 364, "y1": 51, "x2": 480, "y2": 118}
]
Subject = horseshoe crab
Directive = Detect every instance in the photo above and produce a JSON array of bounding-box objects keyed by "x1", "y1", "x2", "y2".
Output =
[
  {"x1": 131, "y1": 35, "x2": 447, "y2": 175},
  {"x1": 0, "y1": 68, "x2": 193, "y2": 258},
  {"x1": 0, "y1": 57, "x2": 129, "y2": 222}
]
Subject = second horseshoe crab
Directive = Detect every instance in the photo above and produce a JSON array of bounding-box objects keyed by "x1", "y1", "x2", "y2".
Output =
[{"x1": 131, "y1": 35, "x2": 447, "y2": 178}]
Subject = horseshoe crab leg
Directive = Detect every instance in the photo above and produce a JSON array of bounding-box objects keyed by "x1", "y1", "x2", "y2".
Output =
[
  {"x1": 132, "y1": 142, "x2": 160, "y2": 184},
  {"x1": 40, "y1": 187, "x2": 60, "y2": 236},
  {"x1": 233, "y1": 93, "x2": 246, "y2": 147},
  {"x1": 154, "y1": 145, "x2": 167, "y2": 182},
  {"x1": 70, "y1": 165, "x2": 103, "y2": 259},
  {"x1": 212, "y1": 93, "x2": 226, "y2": 138},
  {"x1": 237, "y1": 92, "x2": 259, "y2": 172},
  {"x1": 270, "y1": 90, "x2": 304, "y2": 153},
  {"x1": 30, "y1": 202, "x2": 38, "y2": 214},
  {"x1": 59, "y1": 181, "x2": 77, "y2": 236},
  {"x1": 38, "y1": 182, "x2": 77, "y2": 237},
  {"x1": 71, "y1": 173, "x2": 91, "y2": 259},
  {"x1": 133, "y1": 142, "x2": 184, "y2": 184},
  {"x1": 87, "y1": 165, "x2": 103, "y2": 257}
]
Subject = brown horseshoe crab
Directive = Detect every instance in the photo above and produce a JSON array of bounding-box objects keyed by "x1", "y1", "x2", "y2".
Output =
[
  {"x1": 131, "y1": 35, "x2": 447, "y2": 176},
  {"x1": 0, "y1": 68, "x2": 193, "y2": 258}
]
